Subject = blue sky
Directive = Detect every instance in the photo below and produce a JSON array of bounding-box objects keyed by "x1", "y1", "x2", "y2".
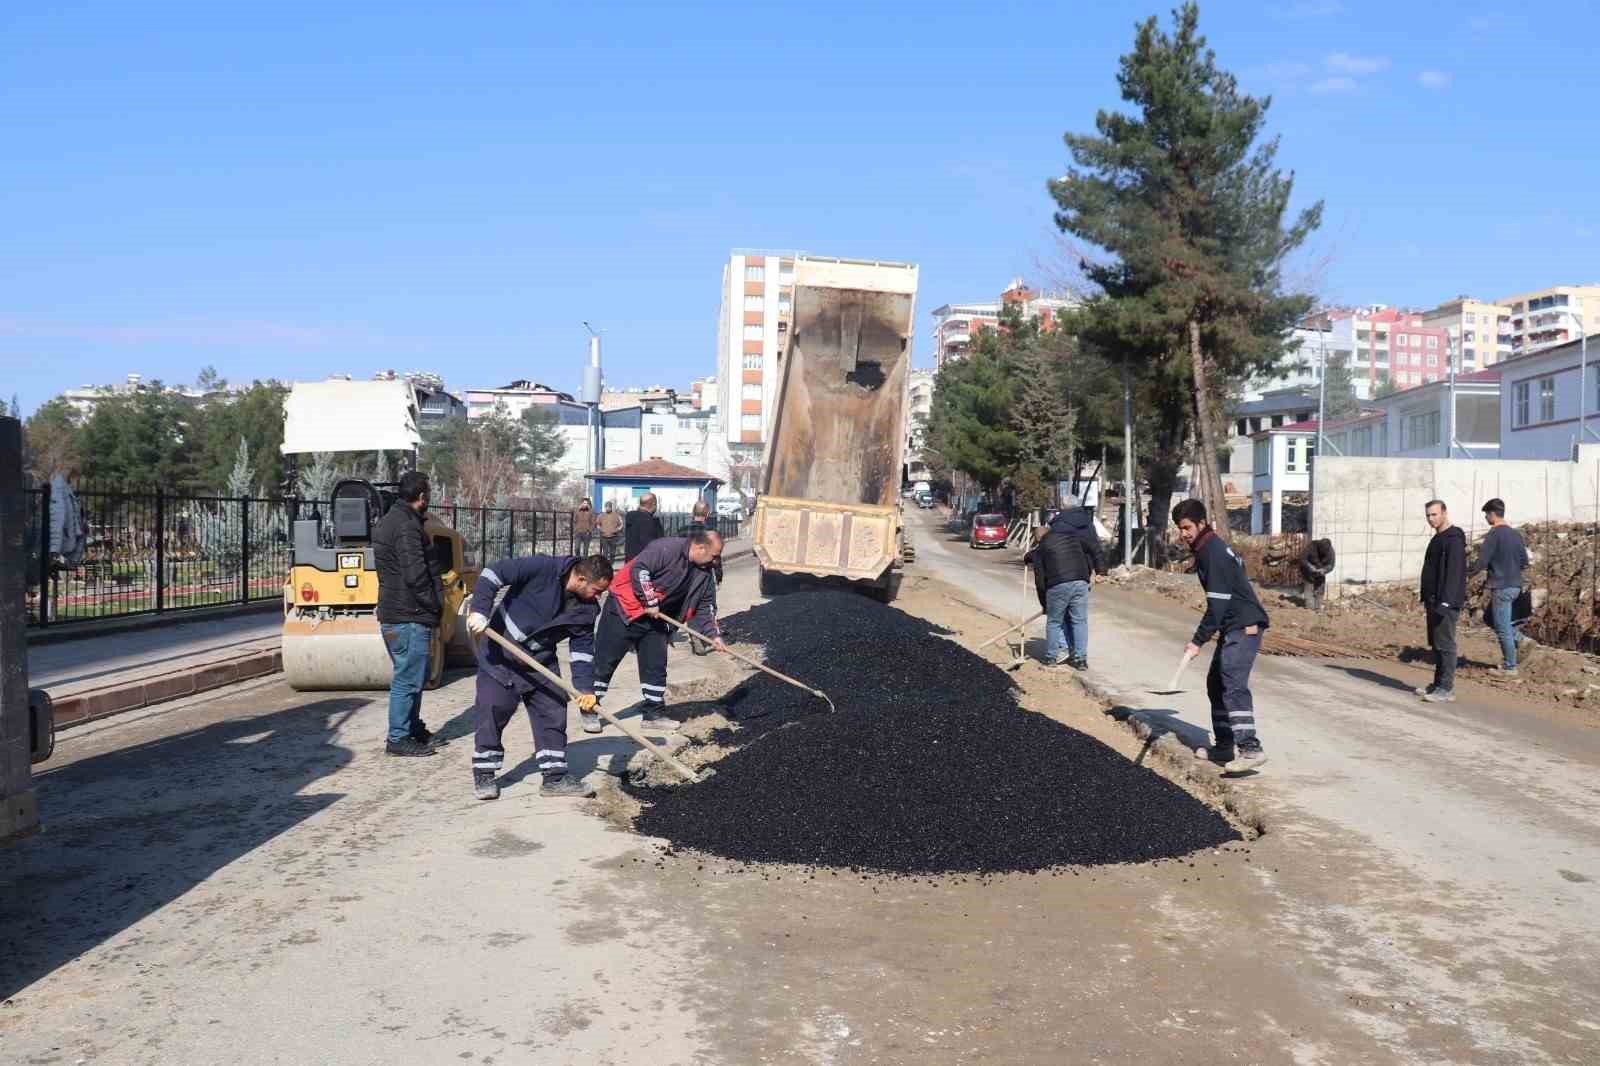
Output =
[{"x1": 3, "y1": 2, "x2": 1596, "y2": 415}]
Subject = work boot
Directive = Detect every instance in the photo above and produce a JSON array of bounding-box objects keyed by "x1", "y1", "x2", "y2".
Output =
[
  {"x1": 640, "y1": 713, "x2": 680, "y2": 732},
  {"x1": 541, "y1": 775, "x2": 596, "y2": 798},
  {"x1": 1045, "y1": 654, "x2": 1071, "y2": 668},
  {"x1": 580, "y1": 711, "x2": 604, "y2": 734},
  {"x1": 1492, "y1": 665, "x2": 1520, "y2": 680},
  {"x1": 385, "y1": 737, "x2": 437, "y2": 757},
  {"x1": 473, "y1": 769, "x2": 500, "y2": 801},
  {"x1": 1071, "y1": 656, "x2": 1088, "y2": 671},
  {"x1": 1194, "y1": 745, "x2": 1235, "y2": 766},
  {"x1": 410, "y1": 724, "x2": 444, "y2": 748},
  {"x1": 1421, "y1": 688, "x2": 1456, "y2": 703},
  {"x1": 1224, "y1": 748, "x2": 1269, "y2": 774}
]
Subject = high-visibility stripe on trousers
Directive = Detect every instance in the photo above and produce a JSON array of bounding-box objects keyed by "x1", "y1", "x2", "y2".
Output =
[
  {"x1": 591, "y1": 599, "x2": 670, "y2": 710},
  {"x1": 1205, "y1": 628, "x2": 1263, "y2": 751},
  {"x1": 472, "y1": 663, "x2": 571, "y2": 781}
]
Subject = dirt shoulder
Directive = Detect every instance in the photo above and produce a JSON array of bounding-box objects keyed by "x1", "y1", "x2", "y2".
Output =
[{"x1": 1111, "y1": 564, "x2": 1600, "y2": 716}]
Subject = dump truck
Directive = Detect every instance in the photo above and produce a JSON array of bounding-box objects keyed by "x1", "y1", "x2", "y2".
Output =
[
  {"x1": 753, "y1": 255, "x2": 919, "y2": 602},
  {"x1": 279, "y1": 380, "x2": 479, "y2": 690}
]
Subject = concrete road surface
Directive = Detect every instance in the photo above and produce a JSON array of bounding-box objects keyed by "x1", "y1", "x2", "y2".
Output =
[{"x1": 910, "y1": 507, "x2": 1600, "y2": 1062}]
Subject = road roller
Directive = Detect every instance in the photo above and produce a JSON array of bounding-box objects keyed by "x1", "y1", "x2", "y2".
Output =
[{"x1": 281, "y1": 478, "x2": 479, "y2": 690}]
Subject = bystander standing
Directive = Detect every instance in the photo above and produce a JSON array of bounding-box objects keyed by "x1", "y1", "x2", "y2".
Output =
[
  {"x1": 1417, "y1": 499, "x2": 1466, "y2": 703},
  {"x1": 1470, "y1": 498, "x2": 1532, "y2": 678}
]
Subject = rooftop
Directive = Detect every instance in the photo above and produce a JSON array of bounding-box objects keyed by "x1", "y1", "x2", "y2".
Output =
[{"x1": 588, "y1": 459, "x2": 723, "y2": 483}]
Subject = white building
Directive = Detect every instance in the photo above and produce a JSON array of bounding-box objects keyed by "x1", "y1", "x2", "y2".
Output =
[
  {"x1": 715, "y1": 249, "x2": 800, "y2": 458},
  {"x1": 1249, "y1": 421, "x2": 1316, "y2": 534},
  {"x1": 1496, "y1": 337, "x2": 1600, "y2": 460},
  {"x1": 928, "y1": 279, "x2": 1077, "y2": 370},
  {"x1": 463, "y1": 380, "x2": 571, "y2": 421},
  {"x1": 1497, "y1": 284, "x2": 1600, "y2": 358},
  {"x1": 1377, "y1": 371, "x2": 1501, "y2": 460}
]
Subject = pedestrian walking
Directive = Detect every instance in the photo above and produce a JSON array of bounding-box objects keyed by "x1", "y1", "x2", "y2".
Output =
[
  {"x1": 1299, "y1": 538, "x2": 1336, "y2": 611},
  {"x1": 625, "y1": 492, "x2": 665, "y2": 561},
  {"x1": 573, "y1": 498, "x2": 595, "y2": 556},
  {"x1": 1417, "y1": 499, "x2": 1467, "y2": 703},
  {"x1": 372, "y1": 471, "x2": 444, "y2": 756},
  {"x1": 595, "y1": 501, "x2": 623, "y2": 561},
  {"x1": 1469, "y1": 498, "x2": 1531, "y2": 678},
  {"x1": 590, "y1": 531, "x2": 726, "y2": 732},
  {"x1": 1173, "y1": 499, "x2": 1270, "y2": 774},
  {"x1": 1023, "y1": 499, "x2": 1104, "y2": 669},
  {"x1": 463, "y1": 553, "x2": 613, "y2": 799}
]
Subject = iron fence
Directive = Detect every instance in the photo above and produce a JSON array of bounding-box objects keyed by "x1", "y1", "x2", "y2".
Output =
[{"x1": 24, "y1": 481, "x2": 740, "y2": 629}]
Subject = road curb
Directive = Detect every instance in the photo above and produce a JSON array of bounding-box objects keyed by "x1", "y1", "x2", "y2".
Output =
[
  {"x1": 49, "y1": 648, "x2": 284, "y2": 730},
  {"x1": 26, "y1": 599, "x2": 283, "y2": 647}
]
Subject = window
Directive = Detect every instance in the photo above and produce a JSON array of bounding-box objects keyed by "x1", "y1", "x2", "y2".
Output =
[
  {"x1": 1512, "y1": 382, "x2": 1530, "y2": 427},
  {"x1": 1427, "y1": 336, "x2": 1439, "y2": 349},
  {"x1": 648, "y1": 423, "x2": 664, "y2": 436},
  {"x1": 1272, "y1": 414, "x2": 1285, "y2": 427},
  {"x1": 1397, "y1": 334, "x2": 1408, "y2": 347},
  {"x1": 744, "y1": 295, "x2": 763, "y2": 312},
  {"x1": 1463, "y1": 330, "x2": 1475, "y2": 343},
  {"x1": 743, "y1": 324, "x2": 762, "y2": 341},
  {"x1": 1253, "y1": 439, "x2": 1269, "y2": 475},
  {"x1": 741, "y1": 383, "x2": 762, "y2": 401},
  {"x1": 1557, "y1": 294, "x2": 1570, "y2": 306},
  {"x1": 1236, "y1": 419, "x2": 1248, "y2": 437},
  {"x1": 1539, "y1": 376, "x2": 1556, "y2": 422},
  {"x1": 1285, "y1": 437, "x2": 1302, "y2": 473},
  {"x1": 742, "y1": 354, "x2": 762, "y2": 370},
  {"x1": 740, "y1": 414, "x2": 762, "y2": 431},
  {"x1": 1427, "y1": 353, "x2": 1438, "y2": 367},
  {"x1": 1465, "y1": 312, "x2": 1476, "y2": 324},
  {"x1": 1404, "y1": 410, "x2": 1441, "y2": 450},
  {"x1": 744, "y1": 265, "x2": 765, "y2": 283}
]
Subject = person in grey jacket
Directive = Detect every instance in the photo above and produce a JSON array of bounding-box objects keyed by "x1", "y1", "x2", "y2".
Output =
[{"x1": 1470, "y1": 498, "x2": 1531, "y2": 677}]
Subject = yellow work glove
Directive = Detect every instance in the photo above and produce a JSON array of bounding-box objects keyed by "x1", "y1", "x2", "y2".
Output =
[{"x1": 575, "y1": 694, "x2": 598, "y2": 712}]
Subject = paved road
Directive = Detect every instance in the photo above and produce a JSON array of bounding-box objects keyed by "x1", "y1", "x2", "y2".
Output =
[
  {"x1": 28, "y1": 610, "x2": 281, "y2": 695},
  {"x1": 910, "y1": 508, "x2": 1600, "y2": 1062}
]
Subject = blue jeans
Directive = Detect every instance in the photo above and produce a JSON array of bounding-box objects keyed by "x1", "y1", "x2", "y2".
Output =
[
  {"x1": 381, "y1": 622, "x2": 433, "y2": 742},
  {"x1": 1045, "y1": 581, "x2": 1090, "y2": 661},
  {"x1": 1490, "y1": 587, "x2": 1521, "y2": 668}
]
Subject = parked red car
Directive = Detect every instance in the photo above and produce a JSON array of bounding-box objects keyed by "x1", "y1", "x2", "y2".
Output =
[{"x1": 969, "y1": 513, "x2": 1009, "y2": 549}]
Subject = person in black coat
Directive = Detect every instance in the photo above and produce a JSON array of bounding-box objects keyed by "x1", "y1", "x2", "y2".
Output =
[
  {"x1": 624, "y1": 493, "x2": 665, "y2": 561},
  {"x1": 372, "y1": 472, "x2": 445, "y2": 757},
  {"x1": 1418, "y1": 499, "x2": 1467, "y2": 702},
  {"x1": 1299, "y1": 538, "x2": 1336, "y2": 611}
]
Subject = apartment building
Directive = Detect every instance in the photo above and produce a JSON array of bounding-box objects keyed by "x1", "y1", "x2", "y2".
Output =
[
  {"x1": 1420, "y1": 296, "x2": 1512, "y2": 371},
  {"x1": 715, "y1": 249, "x2": 799, "y2": 455},
  {"x1": 462, "y1": 379, "x2": 571, "y2": 420},
  {"x1": 1497, "y1": 284, "x2": 1600, "y2": 358},
  {"x1": 1323, "y1": 306, "x2": 1451, "y2": 394},
  {"x1": 929, "y1": 278, "x2": 1077, "y2": 369}
]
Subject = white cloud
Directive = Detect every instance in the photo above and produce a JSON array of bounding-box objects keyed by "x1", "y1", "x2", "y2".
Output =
[
  {"x1": 1325, "y1": 52, "x2": 1391, "y2": 75},
  {"x1": 1310, "y1": 76, "x2": 1359, "y2": 94},
  {"x1": 1418, "y1": 70, "x2": 1452, "y2": 90}
]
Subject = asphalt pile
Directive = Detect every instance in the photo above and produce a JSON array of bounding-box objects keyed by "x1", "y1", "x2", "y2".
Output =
[{"x1": 633, "y1": 589, "x2": 1241, "y2": 874}]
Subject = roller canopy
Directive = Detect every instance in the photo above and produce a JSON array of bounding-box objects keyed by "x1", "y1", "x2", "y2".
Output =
[{"x1": 281, "y1": 380, "x2": 421, "y2": 456}]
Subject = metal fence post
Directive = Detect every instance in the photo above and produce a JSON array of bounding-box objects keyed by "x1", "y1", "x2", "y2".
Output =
[
  {"x1": 239, "y1": 496, "x2": 251, "y2": 605},
  {"x1": 154, "y1": 490, "x2": 166, "y2": 613},
  {"x1": 479, "y1": 506, "x2": 487, "y2": 566},
  {"x1": 532, "y1": 511, "x2": 539, "y2": 556},
  {"x1": 37, "y1": 480, "x2": 51, "y2": 627}
]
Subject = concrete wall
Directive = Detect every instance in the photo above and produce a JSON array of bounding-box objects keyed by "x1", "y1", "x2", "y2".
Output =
[
  {"x1": 1311, "y1": 445, "x2": 1600, "y2": 589},
  {"x1": 1, "y1": 417, "x2": 40, "y2": 841}
]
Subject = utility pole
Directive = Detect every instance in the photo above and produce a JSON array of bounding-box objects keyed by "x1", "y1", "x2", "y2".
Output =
[
  {"x1": 1313, "y1": 315, "x2": 1328, "y2": 538},
  {"x1": 1122, "y1": 359, "x2": 1134, "y2": 567}
]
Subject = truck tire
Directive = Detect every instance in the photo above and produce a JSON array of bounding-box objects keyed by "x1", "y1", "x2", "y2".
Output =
[
  {"x1": 867, "y1": 572, "x2": 900, "y2": 605},
  {"x1": 759, "y1": 565, "x2": 782, "y2": 597}
]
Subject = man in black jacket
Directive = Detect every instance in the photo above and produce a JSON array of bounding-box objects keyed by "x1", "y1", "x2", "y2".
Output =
[
  {"x1": 1023, "y1": 503, "x2": 1105, "y2": 668},
  {"x1": 625, "y1": 493, "x2": 665, "y2": 561},
  {"x1": 1174, "y1": 499, "x2": 1270, "y2": 774},
  {"x1": 1300, "y1": 538, "x2": 1336, "y2": 611},
  {"x1": 372, "y1": 472, "x2": 445, "y2": 757},
  {"x1": 1418, "y1": 499, "x2": 1467, "y2": 702},
  {"x1": 1470, "y1": 498, "x2": 1532, "y2": 677}
]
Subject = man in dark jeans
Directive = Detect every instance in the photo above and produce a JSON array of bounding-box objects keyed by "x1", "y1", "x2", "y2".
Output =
[
  {"x1": 1470, "y1": 497, "x2": 1532, "y2": 678},
  {"x1": 372, "y1": 471, "x2": 445, "y2": 757},
  {"x1": 1417, "y1": 498, "x2": 1467, "y2": 703},
  {"x1": 681, "y1": 501, "x2": 723, "y2": 655},
  {"x1": 625, "y1": 493, "x2": 665, "y2": 561},
  {"x1": 1173, "y1": 499, "x2": 1270, "y2": 774}
]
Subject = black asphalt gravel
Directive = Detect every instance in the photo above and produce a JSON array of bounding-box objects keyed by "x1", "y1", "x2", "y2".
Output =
[{"x1": 632, "y1": 589, "x2": 1241, "y2": 874}]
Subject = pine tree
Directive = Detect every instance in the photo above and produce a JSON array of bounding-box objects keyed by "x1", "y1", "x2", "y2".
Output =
[
  {"x1": 1050, "y1": 2, "x2": 1320, "y2": 541},
  {"x1": 227, "y1": 438, "x2": 253, "y2": 497},
  {"x1": 1010, "y1": 340, "x2": 1077, "y2": 483},
  {"x1": 1321, "y1": 353, "x2": 1359, "y2": 421}
]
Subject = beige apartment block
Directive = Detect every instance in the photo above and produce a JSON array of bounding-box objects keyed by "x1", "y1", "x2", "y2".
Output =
[
  {"x1": 1497, "y1": 284, "x2": 1600, "y2": 359},
  {"x1": 1420, "y1": 295, "x2": 1512, "y2": 370}
]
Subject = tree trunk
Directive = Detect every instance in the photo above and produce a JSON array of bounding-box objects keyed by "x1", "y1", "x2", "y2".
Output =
[
  {"x1": 1188, "y1": 319, "x2": 1230, "y2": 540},
  {"x1": 1144, "y1": 452, "x2": 1182, "y2": 569}
]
